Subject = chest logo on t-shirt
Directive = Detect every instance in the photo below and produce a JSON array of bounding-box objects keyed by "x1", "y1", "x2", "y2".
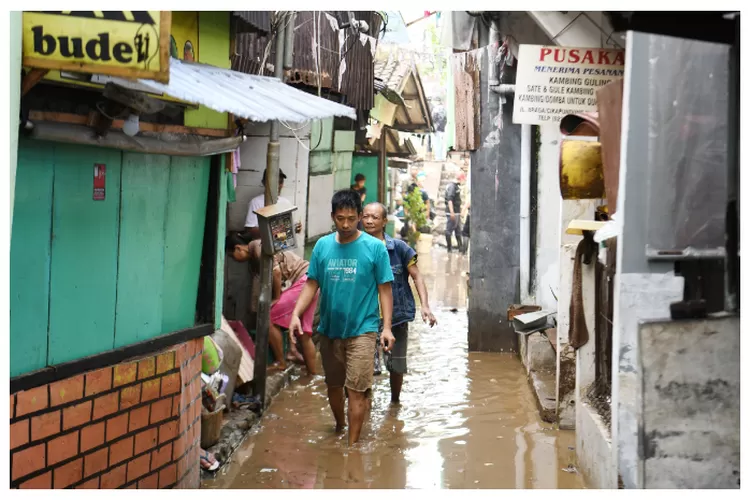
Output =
[{"x1": 326, "y1": 258, "x2": 358, "y2": 282}]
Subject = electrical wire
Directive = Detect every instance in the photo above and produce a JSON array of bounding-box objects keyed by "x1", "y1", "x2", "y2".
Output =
[
  {"x1": 581, "y1": 12, "x2": 624, "y2": 49},
  {"x1": 551, "y1": 12, "x2": 585, "y2": 42}
]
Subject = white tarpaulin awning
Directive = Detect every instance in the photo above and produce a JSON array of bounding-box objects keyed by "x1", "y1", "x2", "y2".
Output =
[{"x1": 112, "y1": 58, "x2": 356, "y2": 123}]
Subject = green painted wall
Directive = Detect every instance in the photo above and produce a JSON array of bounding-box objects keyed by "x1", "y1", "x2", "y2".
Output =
[
  {"x1": 48, "y1": 144, "x2": 122, "y2": 365},
  {"x1": 311, "y1": 118, "x2": 334, "y2": 152},
  {"x1": 333, "y1": 152, "x2": 353, "y2": 191},
  {"x1": 351, "y1": 155, "x2": 379, "y2": 205},
  {"x1": 10, "y1": 11, "x2": 22, "y2": 230},
  {"x1": 309, "y1": 151, "x2": 333, "y2": 175},
  {"x1": 10, "y1": 140, "x2": 212, "y2": 377},
  {"x1": 184, "y1": 11, "x2": 231, "y2": 130}
]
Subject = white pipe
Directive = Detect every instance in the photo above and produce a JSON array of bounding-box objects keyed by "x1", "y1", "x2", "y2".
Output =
[{"x1": 520, "y1": 124, "x2": 532, "y2": 303}]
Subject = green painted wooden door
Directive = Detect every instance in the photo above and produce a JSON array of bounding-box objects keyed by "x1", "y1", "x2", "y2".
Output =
[
  {"x1": 10, "y1": 141, "x2": 213, "y2": 377},
  {"x1": 114, "y1": 153, "x2": 171, "y2": 348},
  {"x1": 48, "y1": 143, "x2": 122, "y2": 365},
  {"x1": 10, "y1": 142, "x2": 55, "y2": 376}
]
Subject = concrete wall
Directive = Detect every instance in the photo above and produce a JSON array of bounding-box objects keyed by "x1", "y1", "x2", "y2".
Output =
[
  {"x1": 639, "y1": 316, "x2": 739, "y2": 488},
  {"x1": 573, "y1": 256, "x2": 614, "y2": 487},
  {"x1": 526, "y1": 125, "x2": 562, "y2": 310},
  {"x1": 611, "y1": 33, "x2": 686, "y2": 489},
  {"x1": 226, "y1": 122, "x2": 311, "y2": 260},
  {"x1": 576, "y1": 400, "x2": 616, "y2": 488},
  {"x1": 467, "y1": 43, "x2": 521, "y2": 353}
]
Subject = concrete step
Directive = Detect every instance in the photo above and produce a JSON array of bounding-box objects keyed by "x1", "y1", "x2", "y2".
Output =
[{"x1": 529, "y1": 369, "x2": 558, "y2": 423}]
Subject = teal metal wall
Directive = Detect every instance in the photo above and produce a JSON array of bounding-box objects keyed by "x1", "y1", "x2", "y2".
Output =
[{"x1": 10, "y1": 140, "x2": 212, "y2": 377}]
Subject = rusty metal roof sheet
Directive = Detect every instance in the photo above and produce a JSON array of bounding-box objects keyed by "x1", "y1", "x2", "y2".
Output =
[
  {"x1": 113, "y1": 58, "x2": 356, "y2": 123},
  {"x1": 232, "y1": 12, "x2": 382, "y2": 111},
  {"x1": 232, "y1": 11, "x2": 271, "y2": 34}
]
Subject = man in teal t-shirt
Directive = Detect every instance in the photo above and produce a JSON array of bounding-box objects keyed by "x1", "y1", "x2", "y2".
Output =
[{"x1": 290, "y1": 190, "x2": 394, "y2": 446}]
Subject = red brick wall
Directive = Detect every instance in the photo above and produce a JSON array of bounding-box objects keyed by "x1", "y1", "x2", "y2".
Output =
[{"x1": 10, "y1": 338, "x2": 204, "y2": 489}]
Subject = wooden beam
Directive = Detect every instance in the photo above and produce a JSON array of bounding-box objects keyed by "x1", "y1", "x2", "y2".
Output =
[
  {"x1": 28, "y1": 111, "x2": 231, "y2": 137},
  {"x1": 21, "y1": 69, "x2": 49, "y2": 96},
  {"x1": 378, "y1": 126, "x2": 387, "y2": 203},
  {"x1": 30, "y1": 121, "x2": 243, "y2": 157}
]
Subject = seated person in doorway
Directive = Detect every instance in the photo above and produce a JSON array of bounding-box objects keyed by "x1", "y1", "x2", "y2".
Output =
[
  {"x1": 241, "y1": 168, "x2": 303, "y2": 242},
  {"x1": 227, "y1": 235, "x2": 319, "y2": 375}
]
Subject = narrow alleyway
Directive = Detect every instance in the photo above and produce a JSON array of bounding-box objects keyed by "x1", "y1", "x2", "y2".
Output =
[{"x1": 203, "y1": 248, "x2": 584, "y2": 489}]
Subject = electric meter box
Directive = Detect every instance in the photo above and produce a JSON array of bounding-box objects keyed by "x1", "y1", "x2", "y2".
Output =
[{"x1": 253, "y1": 203, "x2": 298, "y2": 256}]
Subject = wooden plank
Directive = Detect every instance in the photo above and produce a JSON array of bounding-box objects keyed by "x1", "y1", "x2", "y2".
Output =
[
  {"x1": 214, "y1": 156, "x2": 229, "y2": 329},
  {"x1": 28, "y1": 111, "x2": 231, "y2": 137},
  {"x1": 161, "y1": 156, "x2": 211, "y2": 333},
  {"x1": 452, "y1": 51, "x2": 481, "y2": 151},
  {"x1": 333, "y1": 152, "x2": 353, "y2": 191},
  {"x1": 21, "y1": 69, "x2": 49, "y2": 96},
  {"x1": 114, "y1": 153, "x2": 171, "y2": 348},
  {"x1": 10, "y1": 139, "x2": 55, "y2": 377},
  {"x1": 48, "y1": 144, "x2": 122, "y2": 365}
]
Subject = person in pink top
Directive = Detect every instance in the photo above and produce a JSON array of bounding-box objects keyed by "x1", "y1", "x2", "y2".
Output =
[{"x1": 227, "y1": 235, "x2": 318, "y2": 375}]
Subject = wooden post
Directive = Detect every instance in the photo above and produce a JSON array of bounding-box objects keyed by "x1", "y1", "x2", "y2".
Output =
[
  {"x1": 378, "y1": 127, "x2": 387, "y2": 203},
  {"x1": 254, "y1": 15, "x2": 286, "y2": 406}
]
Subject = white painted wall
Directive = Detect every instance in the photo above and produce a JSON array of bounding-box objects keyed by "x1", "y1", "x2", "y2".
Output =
[
  {"x1": 227, "y1": 122, "x2": 311, "y2": 259},
  {"x1": 528, "y1": 125, "x2": 563, "y2": 310},
  {"x1": 307, "y1": 173, "x2": 335, "y2": 239}
]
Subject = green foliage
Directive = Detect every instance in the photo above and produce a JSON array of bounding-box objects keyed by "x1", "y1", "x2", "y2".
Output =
[{"x1": 403, "y1": 188, "x2": 427, "y2": 248}]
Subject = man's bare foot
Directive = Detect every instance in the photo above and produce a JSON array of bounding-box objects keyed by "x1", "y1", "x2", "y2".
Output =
[{"x1": 335, "y1": 423, "x2": 347, "y2": 433}]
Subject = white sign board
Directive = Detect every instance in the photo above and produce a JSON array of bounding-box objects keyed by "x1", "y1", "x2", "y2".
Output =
[{"x1": 513, "y1": 45, "x2": 625, "y2": 125}]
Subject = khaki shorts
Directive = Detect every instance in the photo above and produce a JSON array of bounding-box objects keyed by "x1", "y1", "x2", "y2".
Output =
[{"x1": 319, "y1": 332, "x2": 377, "y2": 396}]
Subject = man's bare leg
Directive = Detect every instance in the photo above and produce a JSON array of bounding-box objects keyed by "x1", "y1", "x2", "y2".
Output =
[
  {"x1": 347, "y1": 389, "x2": 368, "y2": 446},
  {"x1": 390, "y1": 372, "x2": 404, "y2": 404},
  {"x1": 328, "y1": 386, "x2": 346, "y2": 432},
  {"x1": 299, "y1": 334, "x2": 317, "y2": 375}
]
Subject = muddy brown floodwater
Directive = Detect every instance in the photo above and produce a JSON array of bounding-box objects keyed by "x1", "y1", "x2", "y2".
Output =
[{"x1": 204, "y1": 249, "x2": 585, "y2": 489}]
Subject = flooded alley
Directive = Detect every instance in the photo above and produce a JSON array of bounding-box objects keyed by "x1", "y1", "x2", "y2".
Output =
[{"x1": 203, "y1": 249, "x2": 584, "y2": 489}]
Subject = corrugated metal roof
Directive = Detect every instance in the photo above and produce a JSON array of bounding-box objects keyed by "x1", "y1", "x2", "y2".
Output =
[
  {"x1": 113, "y1": 58, "x2": 356, "y2": 123},
  {"x1": 232, "y1": 11, "x2": 382, "y2": 111},
  {"x1": 374, "y1": 48, "x2": 414, "y2": 92},
  {"x1": 372, "y1": 44, "x2": 433, "y2": 133},
  {"x1": 232, "y1": 11, "x2": 271, "y2": 34}
]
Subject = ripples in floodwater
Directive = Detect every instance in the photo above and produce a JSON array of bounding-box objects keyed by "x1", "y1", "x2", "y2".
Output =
[{"x1": 203, "y1": 249, "x2": 584, "y2": 489}]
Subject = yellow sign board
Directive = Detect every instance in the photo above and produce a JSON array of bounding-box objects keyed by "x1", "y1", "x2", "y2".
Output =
[{"x1": 22, "y1": 11, "x2": 171, "y2": 83}]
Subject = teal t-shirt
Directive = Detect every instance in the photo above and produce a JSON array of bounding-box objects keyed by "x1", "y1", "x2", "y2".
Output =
[{"x1": 307, "y1": 232, "x2": 394, "y2": 339}]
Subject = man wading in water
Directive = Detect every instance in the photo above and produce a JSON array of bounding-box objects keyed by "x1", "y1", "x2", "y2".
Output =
[
  {"x1": 362, "y1": 203, "x2": 437, "y2": 404},
  {"x1": 290, "y1": 190, "x2": 395, "y2": 446}
]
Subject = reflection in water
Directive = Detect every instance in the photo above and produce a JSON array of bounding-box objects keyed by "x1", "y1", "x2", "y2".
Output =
[{"x1": 204, "y1": 248, "x2": 584, "y2": 489}]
